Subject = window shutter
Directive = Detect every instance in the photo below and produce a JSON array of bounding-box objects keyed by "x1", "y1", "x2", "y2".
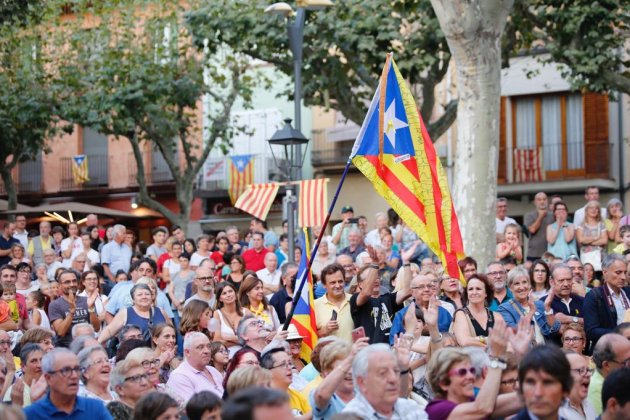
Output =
[
  {"x1": 583, "y1": 93, "x2": 609, "y2": 178},
  {"x1": 498, "y1": 96, "x2": 507, "y2": 184}
]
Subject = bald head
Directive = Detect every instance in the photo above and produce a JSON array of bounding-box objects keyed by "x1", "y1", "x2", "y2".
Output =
[{"x1": 593, "y1": 333, "x2": 630, "y2": 377}]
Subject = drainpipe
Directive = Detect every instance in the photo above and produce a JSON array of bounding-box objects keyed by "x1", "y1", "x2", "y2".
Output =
[{"x1": 618, "y1": 93, "x2": 626, "y2": 208}]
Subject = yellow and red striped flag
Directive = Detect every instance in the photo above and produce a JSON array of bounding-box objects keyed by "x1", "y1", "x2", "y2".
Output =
[
  {"x1": 234, "y1": 182, "x2": 280, "y2": 221},
  {"x1": 228, "y1": 155, "x2": 254, "y2": 205},
  {"x1": 290, "y1": 229, "x2": 318, "y2": 362},
  {"x1": 298, "y1": 178, "x2": 328, "y2": 228},
  {"x1": 350, "y1": 54, "x2": 466, "y2": 282}
]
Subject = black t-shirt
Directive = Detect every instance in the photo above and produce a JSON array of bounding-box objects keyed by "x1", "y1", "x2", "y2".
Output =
[{"x1": 350, "y1": 292, "x2": 402, "y2": 344}]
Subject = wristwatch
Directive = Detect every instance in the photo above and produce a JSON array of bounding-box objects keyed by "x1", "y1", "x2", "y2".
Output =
[
  {"x1": 544, "y1": 308, "x2": 554, "y2": 316},
  {"x1": 488, "y1": 358, "x2": 507, "y2": 370},
  {"x1": 572, "y1": 316, "x2": 579, "y2": 323}
]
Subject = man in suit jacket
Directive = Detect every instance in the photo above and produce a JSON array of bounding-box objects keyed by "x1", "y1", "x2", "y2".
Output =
[
  {"x1": 584, "y1": 254, "x2": 630, "y2": 348},
  {"x1": 513, "y1": 345, "x2": 572, "y2": 420}
]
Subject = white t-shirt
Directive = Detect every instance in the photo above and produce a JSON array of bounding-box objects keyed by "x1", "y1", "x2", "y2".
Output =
[
  {"x1": 190, "y1": 251, "x2": 210, "y2": 268},
  {"x1": 573, "y1": 206, "x2": 607, "y2": 227},
  {"x1": 163, "y1": 259, "x2": 181, "y2": 278},
  {"x1": 84, "y1": 248, "x2": 100, "y2": 269},
  {"x1": 46, "y1": 261, "x2": 63, "y2": 280},
  {"x1": 256, "y1": 268, "x2": 281, "y2": 298},
  {"x1": 61, "y1": 237, "x2": 82, "y2": 267},
  {"x1": 496, "y1": 216, "x2": 517, "y2": 234}
]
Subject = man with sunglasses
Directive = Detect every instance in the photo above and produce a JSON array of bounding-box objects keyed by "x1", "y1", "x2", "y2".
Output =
[
  {"x1": 588, "y1": 333, "x2": 630, "y2": 414},
  {"x1": 167, "y1": 331, "x2": 223, "y2": 403},
  {"x1": 24, "y1": 348, "x2": 112, "y2": 419}
]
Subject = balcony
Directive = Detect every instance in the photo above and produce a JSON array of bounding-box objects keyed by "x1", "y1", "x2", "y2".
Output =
[
  {"x1": 128, "y1": 152, "x2": 174, "y2": 186},
  {"x1": 0, "y1": 159, "x2": 43, "y2": 195},
  {"x1": 197, "y1": 155, "x2": 287, "y2": 193},
  {"x1": 60, "y1": 154, "x2": 109, "y2": 191}
]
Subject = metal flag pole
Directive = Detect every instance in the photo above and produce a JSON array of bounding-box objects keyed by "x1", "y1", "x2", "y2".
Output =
[{"x1": 282, "y1": 159, "x2": 353, "y2": 329}]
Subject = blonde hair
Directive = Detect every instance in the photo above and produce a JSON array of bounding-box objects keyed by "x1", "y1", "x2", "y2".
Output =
[
  {"x1": 319, "y1": 341, "x2": 352, "y2": 373},
  {"x1": 125, "y1": 347, "x2": 154, "y2": 364},
  {"x1": 426, "y1": 347, "x2": 470, "y2": 398},
  {"x1": 585, "y1": 200, "x2": 602, "y2": 222},
  {"x1": 226, "y1": 365, "x2": 272, "y2": 395}
]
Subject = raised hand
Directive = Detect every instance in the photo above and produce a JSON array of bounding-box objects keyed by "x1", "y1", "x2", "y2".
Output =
[
  {"x1": 30, "y1": 375, "x2": 48, "y2": 402},
  {"x1": 544, "y1": 288, "x2": 555, "y2": 311},
  {"x1": 393, "y1": 333, "x2": 413, "y2": 369},
  {"x1": 87, "y1": 288, "x2": 98, "y2": 309},
  {"x1": 506, "y1": 313, "x2": 533, "y2": 357},
  {"x1": 424, "y1": 296, "x2": 440, "y2": 328},
  {"x1": 350, "y1": 337, "x2": 370, "y2": 357},
  {"x1": 487, "y1": 315, "x2": 508, "y2": 358},
  {"x1": 366, "y1": 245, "x2": 379, "y2": 265},
  {"x1": 401, "y1": 241, "x2": 419, "y2": 264},
  {"x1": 10, "y1": 378, "x2": 24, "y2": 406}
]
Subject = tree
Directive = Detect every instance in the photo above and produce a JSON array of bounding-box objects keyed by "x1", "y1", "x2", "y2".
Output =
[
  {"x1": 430, "y1": 0, "x2": 514, "y2": 267},
  {"x1": 508, "y1": 0, "x2": 629, "y2": 96},
  {"x1": 0, "y1": 9, "x2": 66, "y2": 210},
  {"x1": 46, "y1": 0, "x2": 259, "y2": 231},
  {"x1": 186, "y1": 0, "x2": 457, "y2": 141}
]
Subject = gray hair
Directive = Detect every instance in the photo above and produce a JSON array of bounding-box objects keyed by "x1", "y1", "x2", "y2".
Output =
[
  {"x1": 551, "y1": 263, "x2": 572, "y2": 280},
  {"x1": 112, "y1": 224, "x2": 126, "y2": 236},
  {"x1": 351, "y1": 343, "x2": 395, "y2": 390},
  {"x1": 462, "y1": 347, "x2": 490, "y2": 379},
  {"x1": 69, "y1": 335, "x2": 97, "y2": 355},
  {"x1": 281, "y1": 262, "x2": 298, "y2": 279},
  {"x1": 485, "y1": 261, "x2": 504, "y2": 273},
  {"x1": 71, "y1": 323, "x2": 95, "y2": 339},
  {"x1": 602, "y1": 254, "x2": 625, "y2": 271},
  {"x1": 109, "y1": 359, "x2": 141, "y2": 389},
  {"x1": 236, "y1": 315, "x2": 255, "y2": 345},
  {"x1": 118, "y1": 324, "x2": 142, "y2": 343},
  {"x1": 506, "y1": 266, "x2": 529, "y2": 288},
  {"x1": 348, "y1": 227, "x2": 361, "y2": 236},
  {"x1": 130, "y1": 283, "x2": 152, "y2": 300},
  {"x1": 183, "y1": 331, "x2": 207, "y2": 350},
  {"x1": 77, "y1": 345, "x2": 107, "y2": 384},
  {"x1": 42, "y1": 348, "x2": 76, "y2": 374}
]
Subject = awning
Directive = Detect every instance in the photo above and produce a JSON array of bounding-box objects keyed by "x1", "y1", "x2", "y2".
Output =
[
  {"x1": 0, "y1": 199, "x2": 36, "y2": 212},
  {"x1": 0, "y1": 201, "x2": 163, "y2": 219}
]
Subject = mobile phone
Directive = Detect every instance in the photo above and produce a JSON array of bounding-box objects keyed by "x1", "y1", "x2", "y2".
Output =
[
  {"x1": 351, "y1": 326, "x2": 366, "y2": 342},
  {"x1": 348, "y1": 218, "x2": 359, "y2": 224},
  {"x1": 331, "y1": 309, "x2": 338, "y2": 321}
]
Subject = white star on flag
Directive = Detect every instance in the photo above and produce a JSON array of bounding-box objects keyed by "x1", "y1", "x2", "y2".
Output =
[
  {"x1": 236, "y1": 159, "x2": 245, "y2": 169},
  {"x1": 383, "y1": 100, "x2": 408, "y2": 149}
]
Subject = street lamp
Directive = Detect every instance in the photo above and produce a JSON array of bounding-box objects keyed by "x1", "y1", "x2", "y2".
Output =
[
  {"x1": 267, "y1": 118, "x2": 310, "y2": 263},
  {"x1": 265, "y1": 0, "x2": 333, "y2": 180}
]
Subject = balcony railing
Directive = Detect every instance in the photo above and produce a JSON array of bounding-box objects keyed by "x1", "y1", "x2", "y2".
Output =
[
  {"x1": 311, "y1": 144, "x2": 355, "y2": 167},
  {"x1": 18, "y1": 160, "x2": 43, "y2": 193},
  {"x1": 128, "y1": 152, "x2": 175, "y2": 186},
  {"x1": 60, "y1": 154, "x2": 109, "y2": 191},
  {"x1": 198, "y1": 155, "x2": 287, "y2": 192}
]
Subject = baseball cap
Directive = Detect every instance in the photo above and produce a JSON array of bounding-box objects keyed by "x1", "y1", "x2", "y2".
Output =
[{"x1": 341, "y1": 206, "x2": 354, "y2": 214}]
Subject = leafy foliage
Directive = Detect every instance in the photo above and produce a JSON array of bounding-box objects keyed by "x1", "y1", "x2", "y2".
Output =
[
  {"x1": 186, "y1": 0, "x2": 457, "y2": 140},
  {"x1": 46, "y1": 0, "x2": 261, "y2": 228}
]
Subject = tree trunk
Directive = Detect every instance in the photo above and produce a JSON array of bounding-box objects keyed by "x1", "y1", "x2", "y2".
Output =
[
  {"x1": 0, "y1": 166, "x2": 17, "y2": 211},
  {"x1": 430, "y1": 0, "x2": 514, "y2": 268}
]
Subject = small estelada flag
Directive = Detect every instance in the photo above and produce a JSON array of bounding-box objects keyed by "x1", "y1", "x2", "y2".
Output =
[{"x1": 72, "y1": 155, "x2": 90, "y2": 184}]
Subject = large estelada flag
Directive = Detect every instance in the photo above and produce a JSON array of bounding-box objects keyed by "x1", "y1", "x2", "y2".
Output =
[
  {"x1": 290, "y1": 231, "x2": 318, "y2": 362},
  {"x1": 350, "y1": 54, "x2": 465, "y2": 282},
  {"x1": 298, "y1": 178, "x2": 328, "y2": 228},
  {"x1": 72, "y1": 155, "x2": 90, "y2": 184},
  {"x1": 228, "y1": 155, "x2": 254, "y2": 205}
]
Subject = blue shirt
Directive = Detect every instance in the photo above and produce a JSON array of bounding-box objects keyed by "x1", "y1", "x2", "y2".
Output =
[
  {"x1": 105, "y1": 281, "x2": 174, "y2": 318},
  {"x1": 489, "y1": 289, "x2": 513, "y2": 312},
  {"x1": 24, "y1": 394, "x2": 113, "y2": 420},
  {"x1": 389, "y1": 302, "x2": 452, "y2": 345},
  {"x1": 100, "y1": 241, "x2": 132, "y2": 276},
  {"x1": 310, "y1": 389, "x2": 347, "y2": 420}
]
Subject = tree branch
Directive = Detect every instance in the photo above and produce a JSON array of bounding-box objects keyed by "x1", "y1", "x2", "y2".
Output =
[{"x1": 427, "y1": 99, "x2": 458, "y2": 142}]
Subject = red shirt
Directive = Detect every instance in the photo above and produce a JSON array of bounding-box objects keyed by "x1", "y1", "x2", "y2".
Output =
[{"x1": 242, "y1": 247, "x2": 270, "y2": 272}]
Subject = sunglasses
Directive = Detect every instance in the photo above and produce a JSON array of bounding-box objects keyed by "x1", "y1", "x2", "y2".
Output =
[{"x1": 449, "y1": 367, "x2": 477, "y2": 377}]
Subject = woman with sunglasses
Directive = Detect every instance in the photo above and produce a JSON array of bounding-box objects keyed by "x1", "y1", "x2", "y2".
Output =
[
  {"x1": 425, "y1": 317, "x2": 523, "y2": 419},
  {"x1": 560, "y1": 352, "x2": 597, "y2": 420},
  {"x1": 77, "y1": 345, "x2": 115, "y2": 402},
  {"x1": 107, "y1": 359, "x2": 151, "y2": 420}
]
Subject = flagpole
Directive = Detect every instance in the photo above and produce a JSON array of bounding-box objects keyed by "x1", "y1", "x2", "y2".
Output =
[{"x1": 282, "y1": 159, "x2": 353, "y2": 330}]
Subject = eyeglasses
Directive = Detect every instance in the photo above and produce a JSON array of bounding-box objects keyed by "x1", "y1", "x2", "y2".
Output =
[
  {"x1": 216, "y1": 349, "x2": 229, "y2": 355},
  {"x1": 74, "y1": 260, "x2": 86, "y2": 264},
  {"x1": 241, "y1": 360, "x2": 260, "y2": 366},
  {"x1": 0, "y1": 340, "x2": 11, "y2": 346},
  {"x1": 487, "y1": 271, "x2": 506, "y2": 277},
  {"x1": 610, "y1": 358, "x2": 630, "y2": 368},
  {"x1": 18, "y1": 268, "x2": 31, "y2": 273},
  {"x1": 124, "y1": 373, "x2": 150, "y2": 384},
  {"x1": 411, "y1": 285, "x2": 434, "y2": 290},
  {"x1": 246, "y1": 320, "x2": 265, "y2": 329},
  {"x1": 49, "y1": 366, "x2": 81, "y2": 378},
  {"x1": 271, "y1": 360, "x2": 293, "y2": 370},
  {"x1": 84, "y1": 276, "x2": 98, "y2": 282},
  {"x1": 571, "y1": 367, "x2": 594, "y2": 376},
  {"x1": 86, "y1": 358, "x2": 110, "y2": 369},
  {"x1": 500, "y1": 378, "x2": 518, "y2": 386},
  {"x1": 563, "y1": 337, "x2": 584, "y2": 343},
  {"x1": 449, "y1": 367, "x2": 477, "y2": 377},
  {"x1": 61, "y1": 280, "x2": 78, "y2": 285},
  {"x1": 196, "y1": 276, "x2": 214, "y2": 282},
  {"x1": 141, "y1": 358, "x2": 161, "y2": 369}
]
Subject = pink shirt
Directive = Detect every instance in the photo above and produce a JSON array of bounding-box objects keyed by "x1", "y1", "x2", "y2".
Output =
[{"x1": 166, "y1": 359, "x2": 224, "y2": 402}]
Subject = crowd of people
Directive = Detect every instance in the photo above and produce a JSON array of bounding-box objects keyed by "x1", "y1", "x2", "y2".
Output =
[{"x1": 0, "y1": 185, "x2": 628, "y2": 419}]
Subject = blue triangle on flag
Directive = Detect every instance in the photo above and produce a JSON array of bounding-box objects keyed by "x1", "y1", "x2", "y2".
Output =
[
  {"x1": 231, "y1": 155, "x2": 253, "y2": 173},
  {"x1": 73, "y1": 155, "x2": 86, "y2": 165}
]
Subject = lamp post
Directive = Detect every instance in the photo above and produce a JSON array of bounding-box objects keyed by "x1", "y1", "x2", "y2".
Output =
[
  {"x1": 265, "y1": 0, "x2": 333, "y2": 180},
  {"x1": 267, "y1": 118, "x2": 309, "y2": 263}
]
